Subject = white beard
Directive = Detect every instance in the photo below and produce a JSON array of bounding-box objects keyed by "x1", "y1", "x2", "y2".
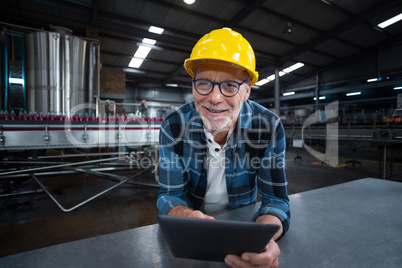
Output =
[{"x1": 197, "y1": 102, "x2": 242, "y2": 132}]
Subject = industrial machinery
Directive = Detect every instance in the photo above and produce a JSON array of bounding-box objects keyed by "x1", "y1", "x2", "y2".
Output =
[
  {"x1": 0, "y1": 23, "x2": 163, "y2": 212},
  {"x1": 385, "y1": 108, "x2": 402, "y2": 123}
]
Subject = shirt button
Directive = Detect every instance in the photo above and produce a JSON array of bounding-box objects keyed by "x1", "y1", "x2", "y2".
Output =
[
  {"x1": 215, "y1": 148, "x2": 219, "y2": 152},
  {"x1": 208, "y1": 139, "x2": 212, "y2": 143}
]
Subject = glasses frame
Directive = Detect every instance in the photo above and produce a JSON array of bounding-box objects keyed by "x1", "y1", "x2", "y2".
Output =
[{"x1": 192, "y1": 79, "x2": 246, "y2": 97}]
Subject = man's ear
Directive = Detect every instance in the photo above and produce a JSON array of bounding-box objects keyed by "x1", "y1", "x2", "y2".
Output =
[{"x1": 242, "y1": 85, "x2": 251, "y2": 102}]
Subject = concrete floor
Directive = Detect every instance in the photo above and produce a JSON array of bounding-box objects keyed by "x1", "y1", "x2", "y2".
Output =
[{"x1": 1, "y1": 148, "x2": 401, "y2": 258}]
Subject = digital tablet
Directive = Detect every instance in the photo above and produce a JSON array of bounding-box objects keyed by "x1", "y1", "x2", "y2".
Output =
[{"x1": 157, "y1": 215, "x2": 280, "y2": 262}]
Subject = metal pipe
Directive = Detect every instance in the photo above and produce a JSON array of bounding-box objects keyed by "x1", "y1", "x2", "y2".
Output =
[
  {"x1": 70, "y1": 167, "x2": 158, "y2": 188},
  {"x1": 96, "y1": 40, "x2": 100, "y2": 117},
  {"x1": 30, "y1": 152, "x2": 129, "y2": 159},
  {"x1": 315, "y1": 72, "x2": 319, "y2": 111},
  {"x1": 111, "y1": 102, "x2": 174, "y2": 108},
  {"x1": 0, "y1": 161, "x2": 70, "y2": 165},
  {"x1": 0, "y1": 170, "x2": 77, "y2": 179},
  {"x1": 0, "y1": 189, "x2": 44, "y2": 199},
  {"x1": 274, "y1": 67, "x2": 280, "y2": 115},
  {"x1": 0, "y1": 166, "x2": 139, "y2": 180},
  {"x1": 22, "y1": 30, "x2": 26, "y2": 110},
  {"x1": 71, "y1": 167, "x2": 126, "y2": 181},
  {"x1": 0, "y1": 157, "x2": 120, "y2": 176},
  {"x1": 0, "y1": 22, "x2": 40, "y2": 32},
  {"x1": 30, "y1": 167, "x2": 151, "y2": 212},
  {"x1": 89, "y1": 42, "x2": 95, "y2": 116},
  {"x1": 383, "y1": 146, "x2": 387, "y2": 180}
]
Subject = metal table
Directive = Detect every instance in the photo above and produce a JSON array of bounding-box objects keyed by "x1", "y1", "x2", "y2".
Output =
[{"x1": 1, "y1": 178, "x2": 401, "y2": 267}]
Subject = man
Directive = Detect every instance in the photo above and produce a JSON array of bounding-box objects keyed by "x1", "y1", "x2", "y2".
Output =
[{"x1": 157, "y1": 28, "x2": 290, "y2": 267}]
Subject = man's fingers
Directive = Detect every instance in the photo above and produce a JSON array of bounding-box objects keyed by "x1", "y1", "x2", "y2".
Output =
[
  {"x1": 225, "y1": 240, "x2": 280, "y2": 268},
  {"x1": 242, "y1": 240, "x2": 280, "y2": 266},
  {"x1": 187, "y1": 210, "x2": 215, "y2": 219}
]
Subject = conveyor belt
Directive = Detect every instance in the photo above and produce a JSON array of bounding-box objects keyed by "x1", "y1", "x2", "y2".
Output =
[{"x1": 0, "y1": 120, "x2": 161, "y2": 150}]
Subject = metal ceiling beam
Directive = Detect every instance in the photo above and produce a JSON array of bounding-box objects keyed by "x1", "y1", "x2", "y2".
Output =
[
  {"x1": 8, "y1": 0, "x2": 331, "y2": 82},
  {"x1": 96, "y1": 19, "x2": 195, "y2": 47},
  {"x1": 164, "y1": 66, "x2": 187, "y2": 85},
  {"x1": 101, "y1": 64, "x2": 177, "y2": 85},
  {"x1": 102, "y1": 64, "x2": 145, "y2": 74},
  {"x1": 97, "y1": 8, "x2": 279, "y2": 61},
  {"x1": 33, "y1": 0, "x2": 338, "y2": 66},
  {"x1": 145, "y1": 0, "x2": 300, "y2": 48},
  {"x1": 246, "y1": 0, "x2": 364, "y2": 51},
  {"x1": 100, "y1": 33, "x2": 190, "y2": 55},
  {"x1": 319, "y1": 0, "x2": 393, "y2": 38},
  {"x1": 226, "y1": 0, "x2": 266, "y2": 27},
  {"x1": 97, "y1": 10, "x2": 278, "y2": 69},
  {"x1": 32, "y1": 0, "x2": 92, "y2": 14},
  {"x1": 320, "y1": 78, "x2": 402, "y2": 96},
  {"x1": 2, "y1": 0, "x2": 400, "y2": 96},
  {"x1": 97, "y1": 10, "x2": 201, "y2": 42},
  {"x1": 257, "y1": 77, "x2": 402, "y2": 104},
  {"x1": 102, "y1": 64, "x2": 190, "y2": 85},
  {"x1": 91, "y1": 0, "x2": 99, "y2": 25},
  {"x1": 279, "y1": 0, "x2": 402, "y2": 65},
  {"x1": 101, "y1": 50, "x2": 177, "y2": 66},
  {"x1": 283, "y1": 34, "x2": 402, "y2": 89}
]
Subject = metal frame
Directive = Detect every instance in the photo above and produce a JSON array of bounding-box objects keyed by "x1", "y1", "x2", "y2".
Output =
[
  {"x1": 1, "y1": 153, "x2": 159, "y2": 212},
  {"x1": 30, "y1": 167, "x2": 153, "y2": 213}
]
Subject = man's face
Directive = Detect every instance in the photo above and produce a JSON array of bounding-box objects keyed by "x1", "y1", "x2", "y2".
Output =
[{"x1": 192, "y1": 63, "x2": 251, "y2": 133}]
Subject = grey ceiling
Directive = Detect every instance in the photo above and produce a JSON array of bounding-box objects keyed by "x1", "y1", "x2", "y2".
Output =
[{"x1": 1, "y1": 0, "x2": 402, "y2": 92}]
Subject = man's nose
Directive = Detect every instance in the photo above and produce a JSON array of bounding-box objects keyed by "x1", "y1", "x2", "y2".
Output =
[{"x1": 208, "y1": 84, "x2": 223, "y2": 103}]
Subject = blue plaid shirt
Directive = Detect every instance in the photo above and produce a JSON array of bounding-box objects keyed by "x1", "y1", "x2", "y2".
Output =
[{"x1": 157, "y1": 100, "x2": 290, "y2": 234}]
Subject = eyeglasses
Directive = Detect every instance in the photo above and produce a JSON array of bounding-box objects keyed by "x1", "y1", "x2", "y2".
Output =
[{"x1": 193, "y1": 79, "x2": 246, "y2": 97}]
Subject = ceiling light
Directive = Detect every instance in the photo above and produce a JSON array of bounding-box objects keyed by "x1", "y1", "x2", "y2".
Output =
[
  {"x1": 9, "y1": 78, "x2": 24, "y2": 84},
  {"x1": 149, "y1": 26, "x2": 164, "y2": 34},
  {"x1": 255, "y1": 62, "x2": 304, "y2": 86},
  {"x1": 183, "y1": 0, "x2": 196, "y2": 4},
  {"x1": 367, "y1": 78, "x2": 379, "y2": 82},
  {"x1": 378, "y1": 13, "x2": 402, "y2": 28},
  {"x1": 166, "y1": 84, "x2": 178, "y2": 87},
  {"x1": 134, "y1": 46, "x2": 152, "y2": 59},
  {"x1": 129, "y1": 58, "x2": 144, "y2": 68},
  {"x1": 283, "y1": 62, "x2": 304, "y2": 73},
  {"x1": 267, "y1": 74, "x2": 276, "y2": 80},
  {"x1": 142, "y1": 38, "x2": 156, "y2": 45},
  {"x1": 313, "y1": 96, "x2": 326, "y2": 100},
  {"x1": 255, "y1": 78, "x2": 271, "y2": 86},
  {"x1": 283, "y1": 91, "x2": 295, "y2": 96},
  {"x1": 394, "y1": 86, "x2": 402, "y2": 90},
  {"x1": 346, "y1": 92, "x2": 361, "y2": 96}
]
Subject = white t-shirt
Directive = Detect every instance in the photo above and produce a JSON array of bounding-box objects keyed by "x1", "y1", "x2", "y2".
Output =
[{"x1": 201, "y1": 129, "x2": 232, "y2": 214}]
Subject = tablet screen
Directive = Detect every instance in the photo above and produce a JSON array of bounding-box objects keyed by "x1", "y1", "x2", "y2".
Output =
[{"x1": 157, "y1": 215, "x2": 280, "y2": 262}]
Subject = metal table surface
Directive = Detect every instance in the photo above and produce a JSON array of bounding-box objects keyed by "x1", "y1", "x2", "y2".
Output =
[{"x1": 1, "y1": 178, "x2": 401, "y2": 267}]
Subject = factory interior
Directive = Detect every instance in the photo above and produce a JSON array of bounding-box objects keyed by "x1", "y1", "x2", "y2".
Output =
[{"x1": 1, "y1": 0, "x2": 402, "y2": 265}]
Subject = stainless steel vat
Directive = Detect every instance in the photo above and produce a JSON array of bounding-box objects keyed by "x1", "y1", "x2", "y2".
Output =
[
  {"x1": 25, "y1": 30, "x2": 98, "y2": 116},
  {"x1": 25, "y1": 31, "x2": 60, "y2": 115}
]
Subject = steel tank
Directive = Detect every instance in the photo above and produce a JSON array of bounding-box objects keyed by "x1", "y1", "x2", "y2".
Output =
[
  {"x1": 25, "y1": 30, "x2": 98, "y2": 116},
  {"x1": 25, "y1": 31, "x2": 60, "y2": 115}
]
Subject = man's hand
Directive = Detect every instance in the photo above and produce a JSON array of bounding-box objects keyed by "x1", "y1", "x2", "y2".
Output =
[
  {"x1": 224, "y1": 239, "x2": 280, "y2": 268},
  {"x1": 168, "y1": 206, "x2": 214, "y2": 219},
  {"x1": 224, "y1": 215, "x2": 282, "y2": 267}
]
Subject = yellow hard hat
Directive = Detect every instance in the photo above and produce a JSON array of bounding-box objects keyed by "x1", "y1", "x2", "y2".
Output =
[{"x1": 184, "y1": 28, "x2": 259, "y2": 86}]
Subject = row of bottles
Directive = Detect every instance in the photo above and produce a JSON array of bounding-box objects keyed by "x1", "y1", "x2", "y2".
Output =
[{"x1": 0, "y1": 110, "x2": 164, "y2": 122}]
